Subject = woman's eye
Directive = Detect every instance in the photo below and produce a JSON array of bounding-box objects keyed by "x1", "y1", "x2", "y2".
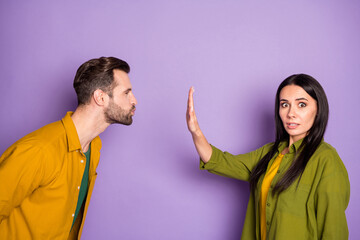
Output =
[
  {"x1": 299, "y1": 102, "x2": 306, "y2": 107},
  {"x1": 281, "y1": 103, "x2": 288, "y2": 108}
]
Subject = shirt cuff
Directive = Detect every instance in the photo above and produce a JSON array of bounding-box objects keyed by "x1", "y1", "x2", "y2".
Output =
[{"x1": 199, "y1": 145, "x2": 221, "y2": 170}]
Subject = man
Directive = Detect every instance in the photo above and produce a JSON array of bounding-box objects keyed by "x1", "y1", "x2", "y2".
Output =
[{"x1": 0, "y1": 57, "x2": 137, "y2": 239}]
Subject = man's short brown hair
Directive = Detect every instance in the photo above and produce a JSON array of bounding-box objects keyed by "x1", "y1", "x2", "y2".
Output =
[{"x1": 73, "y1": 57, "x2": 130, "y2": 105}]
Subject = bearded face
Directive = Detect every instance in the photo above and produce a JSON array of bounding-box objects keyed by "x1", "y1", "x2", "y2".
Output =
[
  {"x1": 104, "y1": 98, "x2": 135, "y2": 125},
  {"x1": 103, "y1": 69, "x2": 137, "y2": 126}
]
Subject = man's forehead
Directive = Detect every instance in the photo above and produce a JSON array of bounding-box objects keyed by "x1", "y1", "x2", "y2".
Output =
[{"x1": 113, "y1": 69, "x2": 132, "y2": 90}]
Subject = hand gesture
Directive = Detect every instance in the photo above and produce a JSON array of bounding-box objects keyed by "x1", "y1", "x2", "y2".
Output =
[
  {"x1": 186, "y1": 87, "x2": 212, "y2": 162},
  {"x1": 186, "y1": 87, "x2": 200, "y2": 135}
]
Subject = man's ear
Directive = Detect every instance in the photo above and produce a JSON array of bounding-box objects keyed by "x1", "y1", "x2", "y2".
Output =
[{"x1": 93, "y1": 89, "x2": 108, "y2": 106}]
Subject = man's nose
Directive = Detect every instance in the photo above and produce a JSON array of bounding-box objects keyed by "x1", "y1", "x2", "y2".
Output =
[{"x1": 131, "y1": 94, "x2": 137, "y2": 106}]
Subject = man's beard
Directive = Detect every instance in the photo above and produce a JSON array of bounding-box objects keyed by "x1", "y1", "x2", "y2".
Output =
[{"x1": 104, "y1": 100, "x2": 135, "y2": 125}]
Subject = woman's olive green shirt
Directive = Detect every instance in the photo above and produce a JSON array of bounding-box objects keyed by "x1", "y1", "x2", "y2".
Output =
[{"x1": 200, "y1": 140, "x2": 350, "y2": 240}]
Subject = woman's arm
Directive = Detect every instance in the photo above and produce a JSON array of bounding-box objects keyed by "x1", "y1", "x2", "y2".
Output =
[{"x1": 186, "y1": 87, "x2": 212, "y2": 163}]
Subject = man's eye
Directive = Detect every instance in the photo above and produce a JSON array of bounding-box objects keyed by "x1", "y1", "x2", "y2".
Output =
[{"x1": 299, "y1": 102, "x2": 306, "y2": 107}]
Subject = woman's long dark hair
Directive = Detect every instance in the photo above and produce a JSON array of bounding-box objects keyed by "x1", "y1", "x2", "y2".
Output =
[{"x1": 249, "y1": 74, "x2": 329, "y2": 195}]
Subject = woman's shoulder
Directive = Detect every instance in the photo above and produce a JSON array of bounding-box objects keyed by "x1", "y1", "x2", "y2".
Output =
[
  {"x1": 315, "y1": 141, "x2": 339, "y2": 157},
  {"x1": 260, "y1": 141, "x2": 276, "y2": 150},
  {"x1": 252, "y1": 141, "x2": 276, "y2": 155},
  {"x1": 312, "y1": 141, "x2": 347, "y2": 174}
]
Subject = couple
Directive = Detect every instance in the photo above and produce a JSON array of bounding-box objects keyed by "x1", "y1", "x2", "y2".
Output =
[{"x1": 0, "y1": 56, "x2": 349, "y2": 239}]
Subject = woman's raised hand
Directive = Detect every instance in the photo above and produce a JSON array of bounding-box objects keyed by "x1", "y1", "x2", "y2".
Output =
[
  {"x1": 186, "y1": 87, "x2": 212, "y2": 163},
  {"x1": 186, "y1": 87, "x2": 200, "y2": 134}
]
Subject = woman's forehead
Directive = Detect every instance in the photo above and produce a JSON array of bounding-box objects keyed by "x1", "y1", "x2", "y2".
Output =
[{"x1": 279, "y1": 85, "x2": 312, "y2": 100}]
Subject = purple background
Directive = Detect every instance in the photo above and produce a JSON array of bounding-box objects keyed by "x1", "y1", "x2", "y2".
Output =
[{"x1": 1, "y1": 1, "x2": 359, "y2": 239}]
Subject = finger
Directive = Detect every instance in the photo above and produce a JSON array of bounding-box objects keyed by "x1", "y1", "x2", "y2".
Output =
[
  {"x1": 187, "y1": 87, "x2": 192, "y2": 109},
  {"x1": 188, "y1": 86, "x2": 194, "y2": 112},
  {"x1": 187, "y1": 87, "x2": 191, "y2": 110}
]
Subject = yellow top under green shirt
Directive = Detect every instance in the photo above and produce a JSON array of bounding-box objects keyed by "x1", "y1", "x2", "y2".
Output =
[{"x1": 260, "y1": 153, "x2": 284, "y2": 240}]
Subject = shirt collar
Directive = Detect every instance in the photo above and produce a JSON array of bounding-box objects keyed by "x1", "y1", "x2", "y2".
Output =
[
  {"x1": 278, "y1": 138, "x2": 305, "y2": 154},
  {"x1": 61, "y1": 111, "x2": 82, "y2": 152}
]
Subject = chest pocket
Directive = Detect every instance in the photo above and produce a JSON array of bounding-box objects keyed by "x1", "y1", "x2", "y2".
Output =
[{"x1": 277, "y1": 183, "x2": 311, "y2": 217}]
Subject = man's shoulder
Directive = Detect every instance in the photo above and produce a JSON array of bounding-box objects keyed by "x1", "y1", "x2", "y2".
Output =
[
  {"x1": 28, "y1": 119, "x2": 65, "y2": 141},
  {"x1": 0, "y1": 119, "x2": 70, "y2": 183},
  {"x1": 10, "y1": 119, "x2": 66, "y2": 152}
]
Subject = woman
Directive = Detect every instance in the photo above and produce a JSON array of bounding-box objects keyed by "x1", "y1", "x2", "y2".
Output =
[{"x1": 186, "y1": 74, "x2": 350, "y2": 240}]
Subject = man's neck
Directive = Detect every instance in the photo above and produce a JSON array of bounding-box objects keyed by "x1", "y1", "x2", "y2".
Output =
[{"x1": 71, "y1": 106, "x2": 109, "y2": 152}]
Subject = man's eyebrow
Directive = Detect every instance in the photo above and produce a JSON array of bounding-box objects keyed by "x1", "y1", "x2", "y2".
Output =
[{"x1": 124, "y1": 88, "x2": 132, "y2": 92}]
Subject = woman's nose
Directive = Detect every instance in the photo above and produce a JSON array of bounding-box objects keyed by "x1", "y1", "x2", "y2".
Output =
[{"x1": 287, "y1": 106, "x2": 296, "y2": 118}]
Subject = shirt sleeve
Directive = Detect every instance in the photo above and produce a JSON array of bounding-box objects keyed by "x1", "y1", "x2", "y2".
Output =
[
  {"x1": 0, "y1": 143, "x2": 47, "y2": 223},
  {"x1": 315, "y1": 151, "x2": 350, "y2": 239},
  {"x1": 199, "y1": 144, "x2": 271, "y2": 182}
]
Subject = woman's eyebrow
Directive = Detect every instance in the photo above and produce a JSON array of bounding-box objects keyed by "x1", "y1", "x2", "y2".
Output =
[
  {"x1": 296, "y1": 97, "x2": 308, "y2": 101},
  {"x1": 280, "y1": 97, "x2": 308, "y2": 102}
]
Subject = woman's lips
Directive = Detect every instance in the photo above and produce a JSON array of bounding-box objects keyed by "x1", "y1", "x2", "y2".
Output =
[{"x1": 286, "y1": 123, "x2": 299, "y2": 129}]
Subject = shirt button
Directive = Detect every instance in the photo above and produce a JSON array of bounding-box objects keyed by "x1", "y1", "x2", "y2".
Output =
[
  {"x1": 277, "y1": 170, "x2": 280, "y2": 174},
  {"x1": 77, "y1": 186, "x2": 80, "y2": 190},
  {"x1": 72, "y1": 213, "x2": 75, "y2": 217},
  {"x1": 267, "y1": 202, "x2": 270, "y2": 207},
  {"x1": 81, "y1": 160, "x2": 84, "y2": 163}
]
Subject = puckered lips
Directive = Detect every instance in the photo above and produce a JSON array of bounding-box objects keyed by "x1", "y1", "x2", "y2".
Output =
[{"x1": 130, "y1": 107, "x2": 136, "y2": 115}]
